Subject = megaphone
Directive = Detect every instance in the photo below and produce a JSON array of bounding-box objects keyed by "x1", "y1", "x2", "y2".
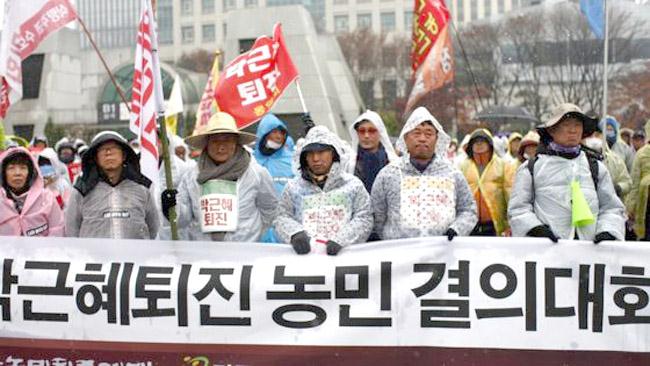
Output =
[{"x1": 571, "y1": 180, "x2": 595, "y2": 227}]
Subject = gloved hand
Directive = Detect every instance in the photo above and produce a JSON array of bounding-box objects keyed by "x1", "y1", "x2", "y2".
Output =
[
  {"x1": 301, "y1": 113, "x2": 315, "y2": 134},
  {"x1": 161, "y1": 189, "x2": 177, "y2": 220},
  {"x1": 594, "y1": 231, "x2": 616, "y2": 244},
  {"x1": 326, "y1": 240, "x2": 343, "y2": 256},
  {"x1": 527, "y1": 225, "x2": 559, "y2": 243},
  {"x1": 290, "y1": 231, "x2": 311, "y2": 255},
  {"x1": 444, "y1": 228, "x2": 457, "y2": 241}
]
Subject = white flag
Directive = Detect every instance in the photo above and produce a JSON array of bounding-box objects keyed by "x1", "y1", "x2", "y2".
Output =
[
  {"x1": 0, "y1": 0, "x2": 76, "y2": 117},
  {"x1": 129, "y1": 0, "x2": 164, "y2": 185}
]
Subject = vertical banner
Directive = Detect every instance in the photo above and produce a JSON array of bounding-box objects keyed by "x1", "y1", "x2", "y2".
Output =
[
  {"x1": 193, "y1": 53, "x2": 221, "y2": 136},
  {"x1": 406, "y1": 0, "x2": 454, "y2": 113},
  {"x1": 214, "y1": 23, "x2": 299, "y2": 130},
  {"x1": 129, "y1": 0, "x2": 161, "y2": 185}
]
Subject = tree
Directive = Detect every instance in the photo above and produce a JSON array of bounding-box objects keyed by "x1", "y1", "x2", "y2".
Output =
[
  {"x1": 176, "y1": 49, "x2": 218, "y2": 74},
  {"x1": 44, "y1": 117, "x2": 66, "y2": 146},
  {"x1": 610, "y1": 60, "x2": 650, "y2": 129}
]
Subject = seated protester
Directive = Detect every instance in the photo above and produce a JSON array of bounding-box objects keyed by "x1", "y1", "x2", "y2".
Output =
[
  {"x1": 65, "y1": 131, "x2": 159, "y2": 239},
  {"x1": 347, "y1": 110, "x2": 398, "y2": 193},
  {"x1": 508, "y1": 103, "x2": 625, "y2": 243},
  {"x1": 459, "y1": 129, "x2": 510, "y2": 237},
  {"x1": 253, "y1": 113, "x2": 295, "y2": 243},
  {"x1": 0, "y1": 147, "x2": 64, "y2": 236},
  {"x1": 583, "y1": 131, "x2": 631, "y2": 200},
  {"x1": 274, "y1": 126, "x2": 373, "y2": 255},
  {"x1": 168, "y1": 112, "x2": 277, "y2": 242},
  {"x1": 37, "y1": 148, "x2": 73, "y2": 209},
  {"x1": 371, "y1": 107, "x2": 477, "y2": 241}
]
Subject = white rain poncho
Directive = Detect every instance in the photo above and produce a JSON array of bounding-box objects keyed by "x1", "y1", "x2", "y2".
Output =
[
  {"x1": 372, "y1": 107, "x2": 477, "y2": 239},
  {"x1": 274, "y1": 126, "x2": 373, "y2": 245},
  {"x1": 347, "y1": 110, "x2": 398, "y2": 173},
  {"x1": 396, "y1": 106, "x2": 451, "y2": 162}
]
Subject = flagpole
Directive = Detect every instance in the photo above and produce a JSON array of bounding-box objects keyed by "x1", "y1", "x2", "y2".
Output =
[
  {"x1": 149, "y1": 0, "x2": 179, "y2": 241},
  {"x1": 601, "y1": 0, "x2": 609, "y2": 120},
  {"x1": 77, "y1": 15, "x2": 131, "y2": 112},
  {"x1": 295, "y1": 79, "x2": 309, "y2": 113}
]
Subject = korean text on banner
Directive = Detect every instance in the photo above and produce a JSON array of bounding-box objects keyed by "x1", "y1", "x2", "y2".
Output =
[
  {"x1": 193, "y1": 54, "x2": 221, "y2": 136},
  {"x1": 1, "y1": 235, "x2": 650, "y2": 362},
  {"x1": 214, "y1": 23, "x2": 299, "y2": 130},
  {"x1": 0, "y1": 0, "x2": 77, "y2": 118}
]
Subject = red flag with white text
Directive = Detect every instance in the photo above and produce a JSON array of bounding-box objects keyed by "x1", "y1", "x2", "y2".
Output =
[
  {"x1": 406, "y1": 0, "x2": 454, "y2": 113},
  {"x1": 0, "y1": 0, "x2": 77, "y2": 118},
  {"x1": 129, "y1": 0, "x2": 162, "y2": 185},
  {"x1": 214, "y1": 23, "x2": 298, "y2": 129}
]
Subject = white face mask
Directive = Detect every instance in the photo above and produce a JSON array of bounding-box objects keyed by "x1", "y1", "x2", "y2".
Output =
[
  {"x1": 265, "y1": 139, "x2": 283, "y2": 150},
  {"x1": 583, "y1": 137, "x2": 603, "y2": 153}
]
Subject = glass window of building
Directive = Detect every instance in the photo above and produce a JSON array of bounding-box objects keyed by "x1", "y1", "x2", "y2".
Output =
[
  {"x1": 202, "y1": 0, "x2": 215, "y2": 13},
  {"x1": 334, "y1": 15, "x2": 349, "y2": 33},
  {"x1": 181, "y1": 25, "x2": 195, "y2": 44},
  {"x1": 333, "y1": 0, "x2": 348, "y2": 4},
  {"x1": 357, "y1": 13, "x2": 372, "y2": 29},
  {"x1": 457, "y1": 0, "x2": 465, "y2": 22},
  {"x1": 497, "y1": 0, "x2": 504, "y2": 13},
  {"x1": 380, "y1": 12, "x2": 395, "y2": 32},
  {"x1": 485, "y1": 0, "x2": 492, "y2": 17},
  {"x1": 181, "y1": 0, "x2": 193, "y2": 15},
  {"x1": 223, "y1": 0, "x2": 235, "y2": 10},
  {"x1": 245, "y1": 0, "x2": 258, "y2": 7},
  {"x1": 404, "y1": 10, "x2": 413, "y2": 31},
  {"x1": 202, "y1": 24, "x2": 216, "y2": 42},
  {"x1": 158, "y1": 1, "x2": 174, "y2": 44},
  {"x1": 470, "y1": 0, "x2": 477, "y2": 20}
]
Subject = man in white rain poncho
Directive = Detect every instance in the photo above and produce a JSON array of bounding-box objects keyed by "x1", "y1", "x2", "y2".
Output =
[
  {"x1": 371, "y1": 107, "x2": 477, "y2": 241},
  {"x1": 508, "y1": 103, "x2": 625, "y2": 243},
  {"x1": 347, "y1": 110, "x2": 399, "y2": 193},
  {"x1": 274, "y1": 126, "x2": 373, "y2": 255}
]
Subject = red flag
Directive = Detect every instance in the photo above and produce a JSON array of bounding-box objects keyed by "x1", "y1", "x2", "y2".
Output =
[
  {"x1": 406, "y1": 0, "x2": 454, "y2": 112},
  {"x1": 193, "y1": 54, "x2": 221, "y2": 136},
  {"x1": 0, "y1": 0, "x2": 77, "y2": 118},
  {"x1": 129, "y1": 0, "x2": 163, "y2": 185},
  {"x1": 214, "y1": 23, "x2": 298, "y2": 129}
]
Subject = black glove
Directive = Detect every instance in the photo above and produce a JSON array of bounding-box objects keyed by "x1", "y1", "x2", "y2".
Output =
[
  {"x1": 290, "y1": 231, "x2": 311, "y2": 255},
  {"x1": 594, "y1": 232, "x2": 616, "y2": 244},
  {"x1": 161, "y1": 189, "x2": 177, "y2": 220},
  {"x1": 527, "y1": 225, "x2": 559, "y2": 243},
  {"x1": 445, "y1": 228, "x2": 457, "y2": 241},
  {"x1": 301, "y1": 113, "x2": 315, "y2": 134},
  {"x1": 326, "y1": 240, "x2": 343, "y2": 256}
]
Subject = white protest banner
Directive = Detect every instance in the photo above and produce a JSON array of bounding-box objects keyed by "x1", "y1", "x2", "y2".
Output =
[{"x1": 0, "y1": 236, "x2": 649, "y2": 365}]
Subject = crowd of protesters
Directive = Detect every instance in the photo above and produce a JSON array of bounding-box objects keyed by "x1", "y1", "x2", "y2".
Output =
[{"x1": 2, "y1": 101, "x2": 648, "y2": 253}]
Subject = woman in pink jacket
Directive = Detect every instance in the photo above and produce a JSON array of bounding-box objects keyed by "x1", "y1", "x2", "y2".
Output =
[{"x1": 0, "y1": 147, "x2": 65, "y2": 236}]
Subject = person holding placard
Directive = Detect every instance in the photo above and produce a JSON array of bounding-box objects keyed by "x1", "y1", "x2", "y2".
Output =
[{"x1": 167, "y1": 112, "x2": 277, "y2": 242}]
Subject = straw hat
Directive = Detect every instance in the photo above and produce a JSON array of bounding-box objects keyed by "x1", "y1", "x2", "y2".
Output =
[{"x1": 185, "y1": 112, "x2": 256, "y2": 150}]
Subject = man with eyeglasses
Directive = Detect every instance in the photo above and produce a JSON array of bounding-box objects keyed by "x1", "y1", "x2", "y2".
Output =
[
  {"x1": 65, "y1": 131, "x2": 159, "y2": 239},
  {"x1": 347, "y1": 110, "x2": 398, "y2": 194},
  {"x1": 371, "y1": 107, "x2": 477, "y2": 241}
]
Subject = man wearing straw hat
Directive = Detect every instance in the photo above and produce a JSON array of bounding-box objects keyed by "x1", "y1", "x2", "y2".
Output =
[
  {"x1": 164, "y1": 112, "x2": 277, "y2": 242},
  {"x1": 508, "y1": 103, "x2": 625, "y2": 243}
]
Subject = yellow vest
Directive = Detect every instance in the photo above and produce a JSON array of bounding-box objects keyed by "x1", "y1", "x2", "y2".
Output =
[{"x1": 460, "y1": 155, "x2": 510, "y2": 235}]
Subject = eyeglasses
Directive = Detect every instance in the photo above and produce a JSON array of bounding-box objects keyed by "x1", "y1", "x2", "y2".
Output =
[{"x1": 357, "y1": 127, "x2": 378, "y2": 136}]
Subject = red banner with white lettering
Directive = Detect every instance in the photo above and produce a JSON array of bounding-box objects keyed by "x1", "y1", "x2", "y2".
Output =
[
  {"x1": 214, "y1": 23, "x2": 298, "y2": 129},
  {"x1": 0, "y1": 0, "x2": 77, "y2": 118},
  {"x1": 406, "y1": 0, "x2": 454, "y2": 113}
]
